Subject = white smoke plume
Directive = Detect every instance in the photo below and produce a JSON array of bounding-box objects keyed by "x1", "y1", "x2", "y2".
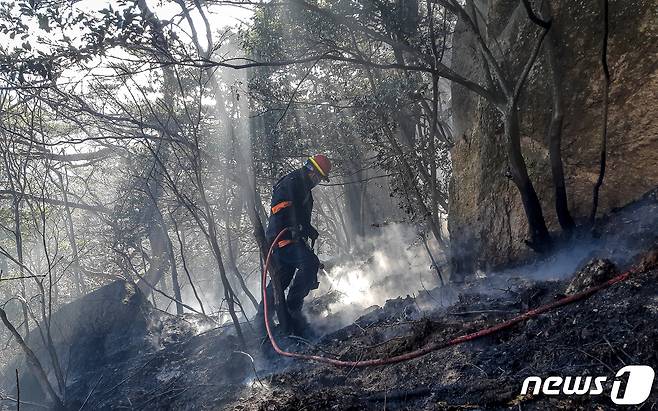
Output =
[{"x1": 307, "y1": 223, "x2": 446, "y2": 330}]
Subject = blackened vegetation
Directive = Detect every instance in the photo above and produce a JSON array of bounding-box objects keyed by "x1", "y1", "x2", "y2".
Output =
[
  {"x1": 252, "y1": 258, "x2": 657, "y2": 410},
  {"x1": 2, "y1": 192, "x2": 658, "y2": 410}
]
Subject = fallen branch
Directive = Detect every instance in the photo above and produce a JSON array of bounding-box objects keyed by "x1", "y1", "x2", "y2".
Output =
[
  {"x1": 0, "y1": 275, "x2": 46, "y2": 283},
  {"x1": 233, "y1": 351, "x2": 264, "y2": 388},
  {"x1": 449, "y1": 309, "x2": 518, "y2": 316}
]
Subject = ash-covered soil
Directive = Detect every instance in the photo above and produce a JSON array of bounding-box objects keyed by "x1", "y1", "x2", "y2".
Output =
[
  {"x1": 55, "y1": 251, "x2": 657, "y2": 411},
  {"x1": 2, "y1": 189, "x2": 658, "y2": 410},
  {"x1": 239, "y1": 261, "x2": 658, "y2": 410}
]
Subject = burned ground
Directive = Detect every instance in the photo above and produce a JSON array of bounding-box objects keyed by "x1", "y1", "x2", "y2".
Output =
[
  {"x1": 23, "y1": 252, "x2": 655, "y2": 411},
  {"x1": 241, "y1": 264, "x2": 657, "y2": 411},
  {"x1": 2, "y1": 190, "x2": 658, "y2": 410}
]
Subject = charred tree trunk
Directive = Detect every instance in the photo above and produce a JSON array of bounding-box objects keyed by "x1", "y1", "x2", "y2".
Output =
[
  {"x1": 590, "y1": 0, "x2": 610, "y2": 224},
  {"x1": 504, "y1": 108, "x2": 551, "y2": 251},
  {"x1": 455, "y1": 0, "x2": 553, "y2": 253},
  {"x1": 539, "y1": 1, "x2": 575, "y2": 233}
]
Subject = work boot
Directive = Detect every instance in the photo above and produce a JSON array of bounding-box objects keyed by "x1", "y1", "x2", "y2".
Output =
[
  {"x1": 288, "y1": 310, "x2": 317, "y2": 340},
  {"x1": 255, "y1": 313, "x2": 278, "y2": 359}
]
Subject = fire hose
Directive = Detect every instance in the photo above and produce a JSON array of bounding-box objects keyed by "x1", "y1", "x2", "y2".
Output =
[{"x1": 262, "y1": 228, "x2": 633, "y2": 367}]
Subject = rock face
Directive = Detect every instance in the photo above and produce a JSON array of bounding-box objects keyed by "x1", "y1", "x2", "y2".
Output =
[
  {"x1": 449, "y1": 0, "x2": 658, "y2": 276},
  {"x1": 1, "y1": 281, "x2": 153, "y2": 405}
]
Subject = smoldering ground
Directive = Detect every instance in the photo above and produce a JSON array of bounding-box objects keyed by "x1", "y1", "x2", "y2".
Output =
[{"x1": 303, "y1": 223, "x2": 449, "y2": 334}]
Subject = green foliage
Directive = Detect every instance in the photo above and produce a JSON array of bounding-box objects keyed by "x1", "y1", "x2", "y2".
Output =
[{"x1": 243, "y1": 0, "x2": 453, "y2": 223}]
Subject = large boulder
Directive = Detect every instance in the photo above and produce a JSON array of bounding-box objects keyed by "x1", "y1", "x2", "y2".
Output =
[
  {"x1": 1, "y1": 280, "x2": 153, "y2": 406},
  {"x1": 448, "y1": 0, "x2": 658, "y2": 276}
]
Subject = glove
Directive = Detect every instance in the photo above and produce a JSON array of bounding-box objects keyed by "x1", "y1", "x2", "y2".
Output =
[{"x1": 306, "y1": 226, "x2": 319, "y2": 241}]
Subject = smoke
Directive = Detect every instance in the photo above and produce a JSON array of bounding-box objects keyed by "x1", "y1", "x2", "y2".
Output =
[
  {"x1": 304, "y1": 188, "x2": 658, "y2": 334},
  {"x1": 493, "y1": 240, "x2": 602, "y2": 283},
  {"x1": 494, "y1": 193, "x2": 658, "y2": 283},
  {"x1": 306, "y1": 223, "x2": 446, "y2": 331}
]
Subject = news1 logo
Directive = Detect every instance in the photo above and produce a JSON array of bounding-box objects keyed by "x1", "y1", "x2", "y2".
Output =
[{"x1": 520, "y1": 365, "x2": 655, "y2": 405}]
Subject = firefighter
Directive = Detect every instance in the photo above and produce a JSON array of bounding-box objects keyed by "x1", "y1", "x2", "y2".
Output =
[{"x1": 256, "y1": 154, "x2": 331, "y2": 337}]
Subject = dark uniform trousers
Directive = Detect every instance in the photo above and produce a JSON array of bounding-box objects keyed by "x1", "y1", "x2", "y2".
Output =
[
  {"x1": 257, "y1": 168, "x2": 320, "y2": 333},
  {"x1": 259, "y1": 241, "x2": 320, "y2": 315}
]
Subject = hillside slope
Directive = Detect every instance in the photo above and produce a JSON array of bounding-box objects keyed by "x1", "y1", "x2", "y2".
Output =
[{"x1": 2, "y1": 190, "x2": 657, "y2": 410}]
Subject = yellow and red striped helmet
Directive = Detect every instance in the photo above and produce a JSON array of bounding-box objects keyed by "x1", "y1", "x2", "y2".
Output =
[{"x1": 306, "y1": 154, "x2": 331, "y2": 181}]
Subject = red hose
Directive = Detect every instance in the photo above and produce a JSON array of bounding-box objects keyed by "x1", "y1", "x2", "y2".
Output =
[{"x1": 262, "y1": 228, "x2": 633, "y2": 367}]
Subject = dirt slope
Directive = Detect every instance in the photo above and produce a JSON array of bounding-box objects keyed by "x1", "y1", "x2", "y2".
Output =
[
  {"x1": 237, "y1": 263, "x2": 657, "y2": 410},
  {"x1": 2, "y1": 191, "x2": 657, "y2": 410},
  {"x1": 32, "y1": 245, "x2": 653, "y2": 410}
]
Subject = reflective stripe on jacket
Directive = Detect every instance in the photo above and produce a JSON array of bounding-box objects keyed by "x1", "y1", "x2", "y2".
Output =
[{"x1": 265, "y1": 168, "x2": 314, "y2": 244}]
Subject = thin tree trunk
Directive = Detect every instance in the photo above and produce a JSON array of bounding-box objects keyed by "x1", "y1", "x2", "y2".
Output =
[
  {"x1": 539, "y1": 1, "x2": 575, "y2": 233},
  {"x1": 225, "y1": 199, "x2": 259, "y2": 311},
  {"x1": 590, "y1": 0, "x2": 610, "y2": 224},
  {"x1": 170, "y1": 213, "x2": 206, "y2": 314},
  {"x1": 195, "y1": 167, "x2": 245, "y2": 344},
  {"x1": 29, "y1": 193, "x2": 66, "y2": 396},
  {"x1": 504, "y1": 108, "x2": 551, "y2": 251},
  {"x1": 165, "y1": 226, "x2": 184, "y2": 315},
  {"x1": 15, "y1": 368, "x2": 19, "y2": 411},
  {"x1": 3, "y1": 149, "x2": 31, "y2": 336},
  {"x1": 0, "y1": 309, "x2": 63, "y2": 410},
  {"x1": 223, "y1": 125, "x2": 262, "y2": 313},
  {"x1": 56, "y1": 170, "x2": 86, "y2": 295},
  {"x1": 12, "y1": 200, "x2": 30, "y2": 337},
  {"x1": 427, "y1": 2, "x2": 443, "y2": 226},
  {"x1": 206, "y1": 216, "x2": 245, "y2": 344},
  {"x1": 429, "y1": 73, "x2": 440, "y2": 226},
  {"x1": 421, "y1": 231, "x2": 444, "y2": 286}
]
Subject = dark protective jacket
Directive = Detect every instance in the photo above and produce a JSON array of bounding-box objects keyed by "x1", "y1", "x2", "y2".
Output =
[{"x1": 265, "y1": 168, "x2": 315, "y2": 243}]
